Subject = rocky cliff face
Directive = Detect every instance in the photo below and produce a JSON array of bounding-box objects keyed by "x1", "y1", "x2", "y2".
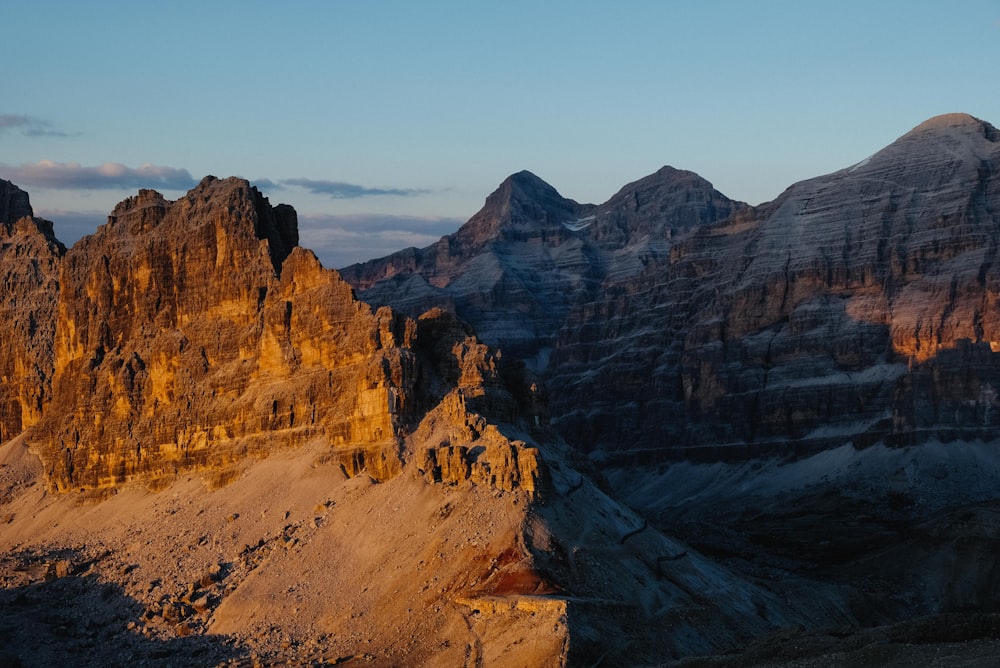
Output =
[
  {"x1": 346, "y1": 114, "x2": 1000, "y2": 461},
  {"x1": 12, "y1": 177, "x2": 538, "y2": 494},
  {"x1": 0, "y1": 180, "x2": 64, "y2": 443},
  {"x1": 559, "y1": 112, "x2": 1000, "y2": 458}
]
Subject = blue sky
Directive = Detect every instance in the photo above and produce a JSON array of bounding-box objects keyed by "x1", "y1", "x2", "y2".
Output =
[{"x1": 2, "y1": 1, "x2": 998, "y2": 267}]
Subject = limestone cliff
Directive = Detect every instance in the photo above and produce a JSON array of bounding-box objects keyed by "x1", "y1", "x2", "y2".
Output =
[
  {"x1": 0, "y1": 180, "x2": 64, "y2": 443},
  {"x1": 633, "y1": 112, "x2": 1000, "y2": 455},
  {"x1": 24, "y1": 178, "x2": 400, "y2": 490}
]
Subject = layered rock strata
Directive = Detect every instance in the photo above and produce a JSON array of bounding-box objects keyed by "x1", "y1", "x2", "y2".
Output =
[
  {"x1": 10, "y1": 178, "x2": 495, "y2": 492},
  {"x1": 346, "y1": 114, "x2": 1000, "y2": 460},
  {"x1": 341, "y1": 167, "x2": 741, "y2": 366},
  {"x1": 0, "y1": 176, "x2": 555, "y2": 504}
]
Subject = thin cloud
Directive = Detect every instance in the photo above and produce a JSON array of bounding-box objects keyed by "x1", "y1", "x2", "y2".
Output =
[
  {"x1": 0, "y1": 114, "x2": 74, "y2": 137},
  {"x1": 251, "y1": 178, "x2": 282, "y2": 191},
  {"x1": 0, "y1": 160, "x2": 197, "y2": 191},
  {"x1": 298, "y1": 212, "x2": 463, "y2": 268},
  {"x1": 283, "y1": 177, "x2": 430, "y2": 199}
]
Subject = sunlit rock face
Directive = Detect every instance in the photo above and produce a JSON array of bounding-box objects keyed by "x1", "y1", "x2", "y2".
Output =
[
  {"x1": 347, "y1": 114, "x2": 1000, "y2": 460},
  {"x1": 24, "y1": 177, "x2": 413, "y2": 491},
  {"x1": 4, "y1": 176, "x2": 553, "y2": 495},
  {"x1": 0, "y1": 180, "x2": 64, "y2": 443}
]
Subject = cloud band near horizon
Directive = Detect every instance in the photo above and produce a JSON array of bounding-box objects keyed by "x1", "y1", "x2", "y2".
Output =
[
  {"x1": 0, "y1": 160, "x2": 197, "y2": 191},
  {"x1": 0, "y1": 159, "x2": 430, "y2": 201},
  {"x1": 276, "y1": 177, "x2": 430, "y2": 199}
]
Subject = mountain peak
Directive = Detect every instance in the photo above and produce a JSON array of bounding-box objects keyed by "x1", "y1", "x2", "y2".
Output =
[
  {"x1": 904, "y1": 112, "x2": 999, "y2": 142},
  {"x1": 456, "y1": 170, "x2": 582, "y2": 246},
  {"x1": 1, "y1": 179, "x2": 34, "y2": 225},
  {"x1": 493, "y1": 170, "x2": 563, "y2": 204},
  {"x1": 504, "y1": 169, "x2": 549, "y2": 186},
  {"x1": 609, "y1": 165, "x2": 729, "y2": 201}
]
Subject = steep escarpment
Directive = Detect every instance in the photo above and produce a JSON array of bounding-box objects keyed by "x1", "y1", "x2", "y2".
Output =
[
  {"x1": 560, "y1": 112, "x2": 1000, "y2": 458},
  {"x1": 0, "y1": 180, "x2": 64, "y2": 443},
  {"x1": 27, "y1": 177, "x2": 419, "y2": 491}
]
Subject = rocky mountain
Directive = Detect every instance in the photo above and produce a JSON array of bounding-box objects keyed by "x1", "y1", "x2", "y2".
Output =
[
  {"x1": 345, "y1": 113, "x2": 1000, "y2": 461},
  {"x1": 1, "y1": 176, "x2": 823, "y2": 666},
  {"x1": 339, "y1": 113, "x2": 1000, "y2": 665},
  {"x1": 340, "y1": 167, "x2": 741, "y2": 368},
  {"x1": 6, "y1": 113, "x2": 1000, "y2": 666}
]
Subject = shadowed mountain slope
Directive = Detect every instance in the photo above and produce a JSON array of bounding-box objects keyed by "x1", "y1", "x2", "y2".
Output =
[{"x1": 344, "y1": 114, "x2": 1000, "y2": 461}]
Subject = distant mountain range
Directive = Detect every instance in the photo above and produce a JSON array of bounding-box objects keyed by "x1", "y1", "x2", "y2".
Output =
[{"x1": 343, "y1": 112, "x2": 1000, "y2": 461}]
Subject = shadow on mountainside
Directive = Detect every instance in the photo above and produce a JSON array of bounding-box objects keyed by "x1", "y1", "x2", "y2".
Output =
[
  {"x1": 670, "y1": 612, "x2": 1000, "y2": 668},
  {"x1": 0, "y1": 547, "x2": 245, "y2": 667}
]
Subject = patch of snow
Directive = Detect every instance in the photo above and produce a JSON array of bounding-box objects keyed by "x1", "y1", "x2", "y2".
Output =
[{"x1": 561, "y1": 216, "x2": 595, "y2": 232}]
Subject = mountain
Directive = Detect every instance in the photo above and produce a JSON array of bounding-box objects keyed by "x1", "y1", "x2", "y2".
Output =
[
  {"x1": 6, "y1": 114, "x2": 1000, "y2": 666},
  {"x1": 1, "y1": 176, "x2": 812, "y2": 666},
  {"x1": 340, "y1": 166, "x2": 742, "y2": 369},
  {"x1": 339, "y1": 113, "x2": 1000, "y2": 663},
  {"x1": 345, "y1": 113, "x2": 1000, "y2": 461}
]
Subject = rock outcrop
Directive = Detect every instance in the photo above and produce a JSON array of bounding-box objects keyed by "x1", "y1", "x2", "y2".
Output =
[
  {"x1": 0, "y1": 180, "x2": 64, "y2": 443},
  {"x1": 30, "y1": 178, "x2": 401, "y2": 490}
]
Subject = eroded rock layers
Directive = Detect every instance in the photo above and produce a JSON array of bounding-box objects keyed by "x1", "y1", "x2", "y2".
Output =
[
  {"x1": 346, "y1": 113, "x2": 1000, "y2": 460},
  {"x1": 0, "y1": 180, "x2": 64, "y2": 443},
  {"x1": 0, "y1": 176, "x2": 539, "y2": 494}
]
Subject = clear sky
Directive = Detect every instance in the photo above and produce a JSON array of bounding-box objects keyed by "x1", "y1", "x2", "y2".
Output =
[{"x1": 2, "y1": 1, "x2": 998, "y2": 267}]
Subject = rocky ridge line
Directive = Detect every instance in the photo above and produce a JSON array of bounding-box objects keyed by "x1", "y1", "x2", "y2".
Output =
[{"x1": 344, "y1": 113, "x2": 1000, "y2": 461}]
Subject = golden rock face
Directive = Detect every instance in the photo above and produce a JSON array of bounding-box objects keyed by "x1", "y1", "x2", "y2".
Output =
[
  {"x1": 0, "y1": 176, "x2": 549, "y2": 499},
  {"x1": 31, "y1": 178, "x2": 383, "y2": 490},
  {"x1": 0, "y1": 181, "x2": 64, "y2": 444},
  {"x1": 0, "y1": 176, "x2": 537, "y2": 495}
]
